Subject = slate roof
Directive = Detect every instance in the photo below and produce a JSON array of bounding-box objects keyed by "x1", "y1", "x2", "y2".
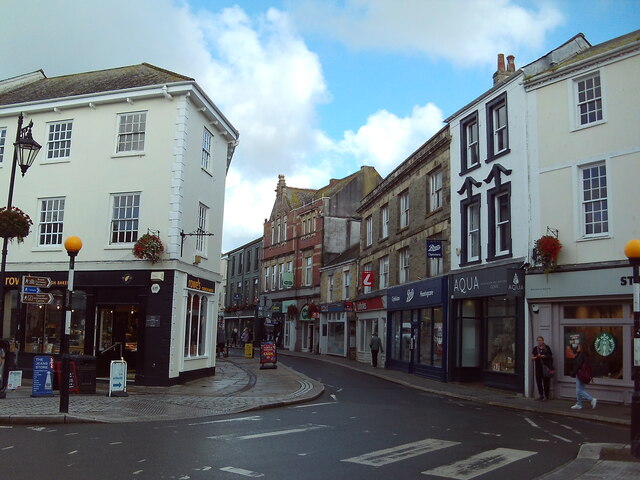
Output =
[{"x1": 0, "y1": 63, "x2": 194, "y2": 106}]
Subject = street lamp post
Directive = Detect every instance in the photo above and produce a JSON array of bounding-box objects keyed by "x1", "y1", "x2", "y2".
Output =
[
  {"x1": 59, "y1": 236, "x2": 82, "y2": 414},
  {"x1": 0, "y1": 113, "x2": 42, "y2": 338},
  {"x1": 624, "y1": 239, "x2": 640, "y2": 458}
]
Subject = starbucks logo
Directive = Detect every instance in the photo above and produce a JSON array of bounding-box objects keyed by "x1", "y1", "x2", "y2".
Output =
[{"x1": 594, "y1": 332, "x2": 616, "y2": 357}]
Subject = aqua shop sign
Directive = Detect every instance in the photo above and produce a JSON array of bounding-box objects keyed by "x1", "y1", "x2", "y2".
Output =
[{"x1": 451, "y1": 266, "x2": 524, "y2": 299}]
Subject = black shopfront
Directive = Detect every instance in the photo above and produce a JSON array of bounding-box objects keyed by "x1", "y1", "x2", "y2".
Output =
[
  {"x1": 449, "y1": 263, "x2": 525, "y2": 392},
  {"x1": 386, "y1": 277, "x2": 448, "y2": 381},
  {"x1": 6, "y1": 269, "x2": 175, "y2": 386}
]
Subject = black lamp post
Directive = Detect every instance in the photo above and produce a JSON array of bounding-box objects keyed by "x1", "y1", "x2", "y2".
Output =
[
  {"x1": 624, "y1": 238, "x2": 640, "y2": 458},
  {"x1": 59, "y1": 236, "x2": 82, "y2": 413},
  {"x1": 0, "y1": 113, "x2": 41, "y2": 339}
]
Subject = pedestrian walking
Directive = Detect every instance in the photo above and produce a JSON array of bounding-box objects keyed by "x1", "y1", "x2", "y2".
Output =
[
  {"x1": 369, "y1": 332, "x2": 383, "y2": 368},
  {"x1": 216, "y1": 325, "x2": 226, "y2": 358},
  {"x1": 570, "y1": 341, "x2": 597, "y2": 410},
  {"x1": 531, "y1": 336, "x2": 554, "y2": 401},
  {"x1": 231, "y1": 328, "x2": 238, "y2": 347},
  {"x1": 241, "y1": 328, "x2": 250, "y2": 344}
]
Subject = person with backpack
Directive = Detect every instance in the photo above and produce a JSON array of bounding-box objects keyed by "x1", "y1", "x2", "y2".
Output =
[{"x1": 570, "y1": 341, "x2": 597, "y2": 410}]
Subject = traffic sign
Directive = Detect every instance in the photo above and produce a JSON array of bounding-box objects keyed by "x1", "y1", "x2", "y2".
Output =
[
  {"x1": 21, "y1": 293, "x2": 54, "y2": 304},
  {"x1": 22, "y1": 286, "x2": 40, "y2": 294},
  {"x1": 23, "y1": 276, "x2": 52, "y2": 288}
]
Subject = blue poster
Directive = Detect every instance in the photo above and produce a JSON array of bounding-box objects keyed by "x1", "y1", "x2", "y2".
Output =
[{"x1": 31, "y1": 355, "x2": 54, "y2": 397}]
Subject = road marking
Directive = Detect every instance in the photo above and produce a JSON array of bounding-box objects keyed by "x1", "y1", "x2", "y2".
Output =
[
  {"x1": 341, "y1": 438, "x2": 460, "y2": 467},
  {"x1": 189, "y1": 415, "x2": 261, "y2": 425},
  {"x1": 421, "y1": 447, "x2": 536, "y2": 479},
  {"x1": 550, "y1": 434, "x2": 572, "y2": 443},
  {"x1": 2, "y1": 446, "x2": 14, "y2": 450},
  {"x1": 220, "y1": 466, "x2": 264, "y2": 477},
  {"x1": 234, "y1": 424, "x2": 330, "y2": 440},
  {"x1": 291, "y1": 401, "x2": 336, "y2": 409},
  {"x1": 68, "y1": 450, "x2": 78, "y2": 455},
  {"x1": 524, "y1": 417, "x2": 539, "y2": 428}
]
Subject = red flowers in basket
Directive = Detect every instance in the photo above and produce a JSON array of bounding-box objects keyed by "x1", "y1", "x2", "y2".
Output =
[
  {"x1": 535, "y1": 235, "x2": 562, "y2": 275},
  {"x1": 132, "y1": 233, "x2": 164, "y2": 263}
]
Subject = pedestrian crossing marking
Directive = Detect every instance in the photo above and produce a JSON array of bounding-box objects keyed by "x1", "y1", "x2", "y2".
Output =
[
  {"x1": 341, "y1": 438, "x2": 460, "y2": 467},
  {"x1": 421, "y1": 447, "x2": 536, "y2": 479}
]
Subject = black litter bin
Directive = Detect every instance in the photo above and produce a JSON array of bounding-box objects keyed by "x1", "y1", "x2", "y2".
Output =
[{"x1": 72, "y1": 355, "x2": 97, "y2": 394}]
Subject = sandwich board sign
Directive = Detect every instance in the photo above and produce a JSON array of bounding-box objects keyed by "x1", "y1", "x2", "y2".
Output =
[{"x1": 108, "y1": 360, "x2": 128, "y2": 397}]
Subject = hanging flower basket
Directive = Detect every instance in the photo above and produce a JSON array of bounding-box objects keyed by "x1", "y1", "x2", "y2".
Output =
[
  {"x1": 132, "y1": 233, "x2": 164, "y2": 263},
  {"x1": 535, "y1": 235, "x2": 562, "y2": 275},
  {"x1": 0, "y1": 207, "x2": 33, "y2": 243}
]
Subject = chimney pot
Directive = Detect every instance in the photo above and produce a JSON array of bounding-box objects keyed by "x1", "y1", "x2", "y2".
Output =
[
  {"x1": 507, "y1": 55, "x2": 515, "y2": 72},
  {"x1": 497, "y1": 53, "x2": 506, "y2": 72}
]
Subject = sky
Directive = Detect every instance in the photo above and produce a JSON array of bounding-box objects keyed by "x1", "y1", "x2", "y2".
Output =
[{"x1": 1, "y1": 0, "x2": 638, "y2": 252}]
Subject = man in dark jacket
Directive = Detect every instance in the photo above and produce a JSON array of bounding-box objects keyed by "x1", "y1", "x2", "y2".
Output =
[{"x1": 369, "y1": 332, "x2": 383, "y2": 368}]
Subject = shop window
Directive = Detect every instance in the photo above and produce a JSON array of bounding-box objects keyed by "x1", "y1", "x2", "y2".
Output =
[
  {"x1": 563, "y1": 325, "x2": 624, "y2": 380},
  {"x1": 327, "y1": 314, "x2": 345, "y2": 355},
  {"x1": 25, "y1": 290, "x2": 87, "y2": 354},
  {"x1": 486, "y1": 296, "x2": 516, "y2": 373},
  {"x1": 419, "y1": 307, "x2": 443, "y2": 367},
  {"x1": 390, "y1": 311, "x2": 412, "y2": 363},
  {"x1": 184, "y1": 292, "x2": 208, "y2": 357}
]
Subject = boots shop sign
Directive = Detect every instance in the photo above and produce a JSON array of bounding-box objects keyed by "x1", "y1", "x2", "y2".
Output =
[{"x1": 451, "y1": 266, "x2": 524, "y2": 299}]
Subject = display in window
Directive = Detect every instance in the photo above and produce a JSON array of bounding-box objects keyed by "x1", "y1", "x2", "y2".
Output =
[{"x1": 563, "y1": 326, "x2": 623, "y2": 379}]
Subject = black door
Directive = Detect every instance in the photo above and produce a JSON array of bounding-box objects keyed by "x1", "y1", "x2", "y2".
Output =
[{"x1": 96, "y1": 305, "x2": 139, "y2": 378}]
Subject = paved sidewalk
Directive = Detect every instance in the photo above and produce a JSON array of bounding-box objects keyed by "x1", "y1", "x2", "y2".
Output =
[
  {"x1": 1, "y1": 349, "x2": 639, "y2": 479},
  {"x1": 0, "y1": 355, "x2": 324, "y2": 424}
]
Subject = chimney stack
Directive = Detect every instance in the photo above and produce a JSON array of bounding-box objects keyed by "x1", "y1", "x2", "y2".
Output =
[{"x1": 493, "y1": 53, "x2": 515, "y2": 85}]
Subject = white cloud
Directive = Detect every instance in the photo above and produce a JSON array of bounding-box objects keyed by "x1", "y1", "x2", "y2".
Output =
[
  {"x1": 289, "y1": 0, "x2": 565, "y2": 66},
  {"x1": 335, "y1": 103, "x2": 444, "y2": 176}
]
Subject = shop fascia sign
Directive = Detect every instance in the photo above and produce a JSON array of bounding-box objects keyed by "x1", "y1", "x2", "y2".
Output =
[
  {"x1": 355, "y1": 296, "x2": 384, "y2": 312},
  {"x1": 451, "y1": 267, "x2": 524, "y2": 298},
  {"x1": 187, "y1": 275, "x2": 215, "y2": 294},
  {"x1": 388, "y1": 278, "x2": 442, "y2": 309}
]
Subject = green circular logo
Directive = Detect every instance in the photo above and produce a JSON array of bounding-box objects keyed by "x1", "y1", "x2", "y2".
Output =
[{"x1": 594, "y1": 332, "x2": 616, "y2": 357}]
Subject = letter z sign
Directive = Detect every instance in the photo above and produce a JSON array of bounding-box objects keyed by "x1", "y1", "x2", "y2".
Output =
[{"x1": 362, "y1": 271, "x2": 374, "y2": 287}]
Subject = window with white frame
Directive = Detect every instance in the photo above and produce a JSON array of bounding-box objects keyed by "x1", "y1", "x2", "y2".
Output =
[
  {"x1": 399, "y1": 190, "x2": 409, "y2": 228},
  {"x1": 283, "y1": 217, "x2": 287, "y2": 241},
  {"x1": 116, "y1": 111, "x2": 146, "y2": 153},
  {"x1": 429, "y1": 170, "x2": 443, "y2": 211},
  {"x1": 201, "y1": 128, "x2": 213, "y2": 170},
  {"x1": 575, "y1": 72, "x2": 603, "y2": 127},
  {"x1": 110, "y1": 192, "x2": 140, "y2": 243},
  {"x1": 328, "y1": 275, "x2": 334, "y2": 302},
  {"x1": 47, "y1": 120, "x2": 73, "y2": 159},
  {"x1": 399, "y1": 248, "x2": 410, "y2": 284},
  {"x1": 271, "y1": 265, "x2": 277, "y2": 290},
  {"x1": 343, "y1": 270, "x2": 350, "y2": 299},
  {"x1": 381, "y1": 205, "x2": 389, "y2": 238},
  {"x1": 38, "y1": 197, "x2": 65, "y2": 246},
  {"x1": 581, "y1": 162, "x2": 608, "y2": 236},
  {"x1": 184, "y1": 292, "x2": 207, "y2": 357},
  {"x1": 365, "y1": 215, "x2": 373, "y2": 246},
  {"x1": 264, "y1": 266, "x2": 270, "y2": 291},
  {"x1": 363, "y1": 262, "x2": 373, "y2": 294},
  {"x1": 494, "y1": 191, "x2": 511, "y2": 256},
  {"x1": 196, "y1": 203, "x2": 208, "y2": 253},
  {"x1": 0, "y1": 127, "x2": 6, "y2": 164},
  {"x1": 379, "y1": 256, "x2": 389, "y2": 289},
  {"x1": 486, "y1": 93, "x2": 508, "y2": 158},
  {"x1": 270, "y1": 222, "x2": 275, "y2": 245},
  {"x1": 276, "y1": 220, "x2": 281, "y2": 243},
  {"x1": 278, "y1": 263, "x2": 285, "y2": 289},
  {"x1": 461, "y1": 197, "x2": 481, "y2": 264},
  {"x1": 428, "y1": 257, "x2": 443, "y2": 277},
  {"x1": 305, "y1": 255, "x2": 313, "y2": 286},
  {"x1": 461, "y1": 112, "x2": 479, "y2": 171}
]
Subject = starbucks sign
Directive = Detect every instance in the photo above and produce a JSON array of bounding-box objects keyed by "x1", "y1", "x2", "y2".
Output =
[{"x1": 594, "y1": 332, "x2": 616, "y2": 357}]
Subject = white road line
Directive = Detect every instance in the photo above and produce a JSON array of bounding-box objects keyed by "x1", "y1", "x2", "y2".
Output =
[
  {"x1": 220, "y1": 466, "x2": 264, "y2": 477},
  {"x1": 189, "y1": 416, "x2": 261, "y2": 425},
  {"x1": 341, "y1": 438, "x2": 460, "y2": 467},
  {"x1": 422, "y1": 447, "x2": 536, "y2": 479},
  {"x1": 524, "y1": 417, "x2": 539, "y2": 428},
  {"x1": 550, "y1": 434, "x2": 572, "y2": 443},
  {"x1": 2, "y1": 446, "x2": 14, "y2": 450},
  {"x1": 291, "y1": 401, "x2": 336, "y2": 409},
  {"x1": 234, "y1": 424, "x2": 330, "y2": 440}
]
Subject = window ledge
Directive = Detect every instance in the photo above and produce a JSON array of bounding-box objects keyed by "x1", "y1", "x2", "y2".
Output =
[
  {"x1": 105, "y1": 244, "x2": 135, "y2": 250},
  {"x1": 571, "y1": 120, "x2": 606, "y2": 132},
  {"x1": 485, "y1": 148, "x2": 511, "y2": 163},
  {"x1": 111, "y1": 152, "x2": 146, "y2": 159},
  {"x1": 460, "y1": 163, "x2": 481, "y2": 176},
  {"x1": 41, "y1": 158, "x2": 71, "y2": 165},
  {"x1": 201, "y1": 167, "x2": 213, "y2": 177}
]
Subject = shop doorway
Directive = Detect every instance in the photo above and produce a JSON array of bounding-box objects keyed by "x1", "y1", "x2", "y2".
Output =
[{"x1": 96, "y1": 305, "x2": 139, "y2": 379}]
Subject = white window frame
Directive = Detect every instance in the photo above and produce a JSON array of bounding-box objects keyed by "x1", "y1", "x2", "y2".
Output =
[
  {"x1": 343, "y1": 270, "x2": 350, "y2": 299},
  {"x1": 464, "y1": 117, "x2": 479, "y2": 169},
  {"x1": 467, "y1": 202, "x2": 480, "y2": 262},
  {"x1": 379, "y1": 256, "x2": 389, "y2": 289},
  {"x1": 264, "y1": 266, "x2": 270, "y2": 291},
  {"x1": 430, "y1": 170, "x2": 443, "y2": 211},
  {"x1": 184, "y1": 292, "x2": 208, "y2": 358},
  {"x1": 305, "y1": 256, "x2": 313, "y2": 286},
  {"x1": 328, "y1": 275, "x2": 334, "y2": 302},
  {"x1": 201, "y1": 128, "x2": 213, "y2": 170},
  {"x1": 46, "y1": 120, "x2": 73, "y2": 160},
  {"x1": 363, "y1": 262, "x2": 373, "y2": 294},
  {"x1": 574, "y1": 71, "x2": 604, "y2": 129},
  {"x1": 0, "y1": 127, "x2": 6, "y2": 164},
  {"x1": 110, "y1": 192, "x2": 140, "y2": 244},
  {"x1": 278, "y1": 263, "x2": 285, "y2": 289},
  {"x1": 579, "y1": 161, "x2": 609, "y2": 238},
  {"x1": 381, "y1": 205, "x2": 389, "y2": 238},
  {"x1": 400, "y1": 190, "x2": 410, "y2": 228},
  {"x1": 495, "y1": 192, "x2": 510, "y2": 256},
  {"x1": 365, "y1": 215, "x2": 373, "y2": 246},
  {"x1": 271, "y1": 265, "x2": 277, "y2": 290},
  {"x1": 399, "y1": 248, "x2": 410, "y2": 284},
  {"x1": 116, "y1": 111, "x2": 147, "y2": 153},
  {"x1": 196, "y1": 203, "x2": 208, "y2": 254},
  {"x1": 429, "y1": 257, "x2": 443, "y2": 277},
  {"x1": 38, "y1": 197, "x2": 65, "y2": 246},
  {"x1": 283, "y1": 217, "x2": 287, "y2": 241}
]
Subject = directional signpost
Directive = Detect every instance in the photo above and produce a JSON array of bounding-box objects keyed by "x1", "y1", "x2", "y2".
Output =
[{"x1": 21, "y1": 276, "x2": 53, "y2": 305}]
